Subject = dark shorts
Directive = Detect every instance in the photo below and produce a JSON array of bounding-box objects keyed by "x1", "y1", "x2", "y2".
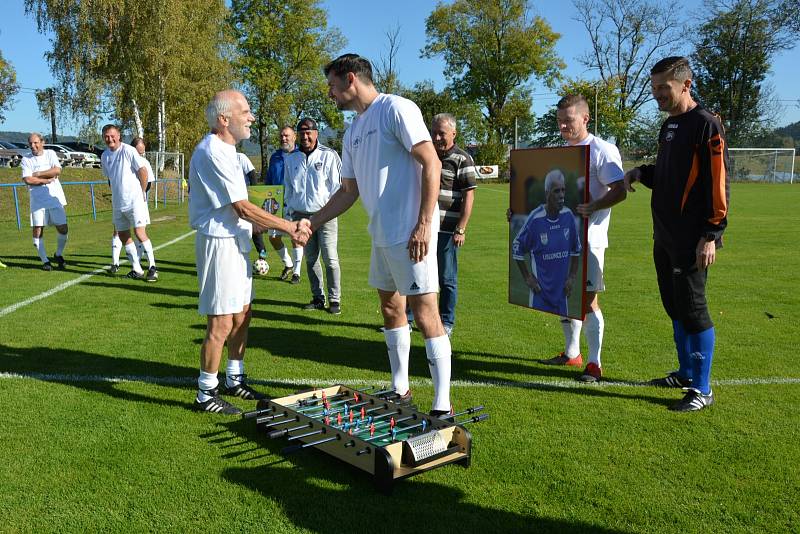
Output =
[{"x1": 653, "y1": 241, "x2": 713, "y2": 333}]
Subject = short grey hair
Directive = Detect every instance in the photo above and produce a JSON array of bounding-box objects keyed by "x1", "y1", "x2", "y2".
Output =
[
  {"x1": 544, "y1": 169, "x2": 565, "y2": 193},
  {"x1": 205, "y1": 91, "x2": 237, "y2": 129},
  {"x1": 432, "y1": 113, "x2": 456, "y2": 130},
  {"x1": 28, "y1": 132, "x2": 44, "y2": 143}
]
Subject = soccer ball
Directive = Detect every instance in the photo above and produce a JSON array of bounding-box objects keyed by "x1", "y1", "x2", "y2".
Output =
[{"x1": 253, "y1": 258, "x2": 270, "y2": 276}]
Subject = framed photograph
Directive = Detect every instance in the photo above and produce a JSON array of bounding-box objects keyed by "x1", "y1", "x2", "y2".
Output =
[
  {"x1": 248, "y1": 185, "x2": 285, "y2": 218},
  {"x1": 508, "y1": 146, "x2": 590, "y2": 320}
]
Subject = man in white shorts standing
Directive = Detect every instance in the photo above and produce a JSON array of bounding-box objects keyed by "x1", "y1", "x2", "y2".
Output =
[
  {"x1": 189, "y1": 89, "x2": 310, "y2": 415},
  {"x1": 308, "y1": 54, "x2": 453, "y2": 417},
  {"x1": 538, "y1": 94, "x2": 627, "y2": 382},
  {"x1": 21, "y1": 132, "x2": 68, "y2": 271},
  {"x1": 101, "y1": 125, "x2": 158, "y2": 282}
]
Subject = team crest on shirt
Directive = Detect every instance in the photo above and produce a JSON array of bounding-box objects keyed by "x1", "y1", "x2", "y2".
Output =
[
  {"x1": 353, "y1": 137, "x2": 361, "y2": 148},
  {"x1": 314, "y1": 162, "x2": 323, "y2": 171},
  {"x1": 563, "y1": 228, "x2": 570, "y2": 239},
  {"x1": 540, "y1": 232, "x2": 548, "y2": 245},
  {"x1": 665, "y1": 131, "x2": 675, "y2": 142}
]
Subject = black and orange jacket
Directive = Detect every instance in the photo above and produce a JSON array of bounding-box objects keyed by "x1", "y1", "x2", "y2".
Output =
[{"x1": 637, "y1": 105, "x2": 729, "y2": 251}]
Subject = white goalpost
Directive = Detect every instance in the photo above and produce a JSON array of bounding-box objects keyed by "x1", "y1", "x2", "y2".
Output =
[
  {"x1": 727, "y1": 148, "x2": 796, "y2": 184},
  {"x1": 143, "y1": 151, "x2": 186, "y2": 206}
]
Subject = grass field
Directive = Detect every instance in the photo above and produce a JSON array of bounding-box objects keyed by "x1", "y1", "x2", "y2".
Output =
[{"x1": 1, "y1": 181, "x2": 799, "y2": 533}]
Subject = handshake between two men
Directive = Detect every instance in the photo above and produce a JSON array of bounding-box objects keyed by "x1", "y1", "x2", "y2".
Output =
[{"x1": 231, "y1": 200, "x2": 313, "y2": 247}]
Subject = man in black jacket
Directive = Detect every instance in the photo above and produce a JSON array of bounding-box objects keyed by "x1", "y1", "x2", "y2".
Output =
[{"x1": 625, "y1": 56, "x2": 729, "y2": 412}]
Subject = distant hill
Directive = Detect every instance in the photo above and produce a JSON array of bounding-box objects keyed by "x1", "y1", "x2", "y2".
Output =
[
  {"x1": 0, "y1": 131, "x2": 81, "y2": 145},
  {"x1": 775, "y1": 121, "x2": 800, "y2": 143}
]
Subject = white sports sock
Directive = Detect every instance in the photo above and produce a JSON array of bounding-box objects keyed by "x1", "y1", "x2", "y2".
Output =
[
  {"x1": 225, "y1": 359, "x2": 244, "y2": 387},
  {"x1": 111, "y1": 235, "x2": 123, "y2": 265},
  {"x1": 384, "y1": 325, "x2": 411, "y2": 395},
  {"x1": 561, "y1": 317, "x2": 582, "y2": 358},
  {"x1": 292, "y1": 246, "x2": 303, "y2": 275},
  {"x1": 141, "y1": 239, "x2": 156, "y2": 267},
  {"x1": 125, "y1": 242, "x2": 143, "y2": 273},
  {"x1": 33, "y1": 237, "x2": 48, "y2": 263},
  {"x1": 585, "y1": 310, "x2": 604, "y2": 366},
  {"x1": 425, "y1": 335, "x2": 452, "y2": 411},
  {"x1": 197, "y1": 371, "x2": 219, "y2": 402},
  {"x1": 56, "y1": 232, "x2": 68, "y2": 256},
  {"x1": 278, "y1": 246, "x2": 292, "y2": 268}
]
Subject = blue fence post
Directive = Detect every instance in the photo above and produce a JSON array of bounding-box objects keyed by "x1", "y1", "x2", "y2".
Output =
[
  {"x1": 90, "y1": 183, "x2": 97, "y2": 221},
  {"x1": 13, "y1": 185, "x2": 21, "y2": 230}
]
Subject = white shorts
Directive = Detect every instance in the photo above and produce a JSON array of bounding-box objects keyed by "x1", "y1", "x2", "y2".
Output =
[
  {"x1": 113, "y1": 201, "x2": 150, "y2": 231},
  {"x1": 196, "y1": 233, "x2": 254, "y2": 315},
  {"x1": 368, "y1": 238, "x2": 439, "y2": 296},
  {"x1": 30, "y1": 205, "x2": 67, "y2": 227},
  {"x1": 586, "y1": 247, "x2": 606, "y2": 292}
]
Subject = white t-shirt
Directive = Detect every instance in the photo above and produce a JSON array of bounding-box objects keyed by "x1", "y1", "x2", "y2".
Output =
[
  {"x1": 101, "y1": 143, "x2": 146, "y2": 210},
  {"x1": 20, "y1": 150, "x2": 66, "y2": 210},
  {"x1": 142, "y1": 158, "x2": 155, "y2": 183},
  {"x1": 189, "y1": 134, "x2": 252, "y2": 239},
  {"x1": 236, "y1": 153, "x2": 255, "y2": 182},
  {"x1": 573, "y1": 134, "x2": 624, "y2": 248},
  {"x1": 283, "y1": 144, "x2": 341, "y2": 214},
  {"x1": 341, "y1": 93, "x2": 437, "y2": 247}
]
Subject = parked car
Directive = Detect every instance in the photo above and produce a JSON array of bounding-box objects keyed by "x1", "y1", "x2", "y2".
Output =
[
  {"x1": 60, "y1": 141, "x2": 104, "y2": 157},
  {"x1": 10, "y1": 142, "x2": 29, "y2": 150},
  {"x1": 43, "y1": 144, "x2": 86, "y2": 166},
  {"x1": 0, "y1": 140, "x2": 27, "y2": 167}
]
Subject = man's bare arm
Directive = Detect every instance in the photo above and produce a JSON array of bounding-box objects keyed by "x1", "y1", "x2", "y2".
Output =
[
  {"x1": 308, "y1": 178, "x2": 359, "y2": 231},
  {"x1": 408, "y1": 140, "x2": 442, "y2": 262},
  {"x1": 23, "y1": 166, "x2": 61, "y2": 185}
]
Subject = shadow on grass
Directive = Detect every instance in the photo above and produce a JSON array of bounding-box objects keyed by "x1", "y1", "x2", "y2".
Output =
[
  {"x1": 215, "y1": 421, "x2": 632, "y2": 534},
  {"x1": 81, "y1": 280, "x2": 198, "y2": 298},
  {"x1": 0, "y1": 343, "x2": 196, "y2": 409}
]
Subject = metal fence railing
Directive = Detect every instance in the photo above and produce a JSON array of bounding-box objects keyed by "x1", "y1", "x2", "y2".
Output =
[{"x1": 0, "y1": 179, "x2": 185, "y2": 230}]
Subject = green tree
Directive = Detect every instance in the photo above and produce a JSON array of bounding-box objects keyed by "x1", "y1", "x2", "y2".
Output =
[
  {"x1": 0, "y1": 51, "x2": 20, "y2": 123},
  {"x1": 229, "y1": 0, "x2": 345, "y2": 166},
  {"x1": 573, "y1": 0, "x2": 685, "y2": 147},
  {"x1": 691, "y1": 0, "x2": 797, "y2": 145},
  {"x1": 25, "y1": 0, "x2": 232, "y2": 153},
  {"x1": 400, "y1": 80, "x2": 484, "y2": 142},
  {"x1": 422, "y1": 0, "x2": 563, "y2": 147}
]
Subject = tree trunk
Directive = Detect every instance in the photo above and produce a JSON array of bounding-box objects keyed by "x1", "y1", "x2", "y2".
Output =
[
  {"x1": 258, "y1": 115, "x2": 266, "y2": 184},
  {"x1": 132, "y1": 99, "x2": 144, "y2": 138},
  {"x1": 49, "y1": 88, "x2": 57, "y2": 142}
]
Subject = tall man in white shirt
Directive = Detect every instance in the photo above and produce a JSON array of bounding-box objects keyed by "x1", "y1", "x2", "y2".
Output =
[
  {"x1": 101, "y1": 125, "x2": 158, "y2": 282},
  {"x1": 284, "y1": 118, "x2": 343, "y2": 314},
  {"x1": 21, "y1": 133, "x2": 68, "y2": 271},
  {"x1": 308, "y1": 54, "x2": 453, "y2": 417},
  {"x1": 538, "y1": 94, "x2": 627, "y2": 382},
  {"x1": 189, "y1": 89, "x2": 310, "y2": 414}
]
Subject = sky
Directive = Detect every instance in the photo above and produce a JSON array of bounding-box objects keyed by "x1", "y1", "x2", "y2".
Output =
[{"x1": 1, "y1": 0, "x2": 799, "y2": 138}]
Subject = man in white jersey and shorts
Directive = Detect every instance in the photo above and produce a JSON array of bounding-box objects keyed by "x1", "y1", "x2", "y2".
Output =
[
  {"x1": 21, "y1": 132, "x2": 68, "y2": 271},
  {"x1": 189, "y1": 89, "x2": 311, "y2": 415},
  {"x1": 101, "y1": 124, "x2": 158, "y2": 282},
  {"x1": 537, "y1": 94, "x2": 627, "y2": 382},
  {"x1": 110, "y1": 137, "x2": 155, "y2": 272},
  {"x1": 307, "y1": 54, "x2": 453, "y2": 417}
]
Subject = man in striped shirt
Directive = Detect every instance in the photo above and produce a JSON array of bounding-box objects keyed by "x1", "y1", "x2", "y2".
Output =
[{"x1": 431, "y1": 113, "x2": 477, "y2": 337}]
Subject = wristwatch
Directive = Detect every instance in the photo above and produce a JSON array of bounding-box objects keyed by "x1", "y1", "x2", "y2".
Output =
[{"x1": 454, "y1": 227, "x2": 466, "y2": 235}]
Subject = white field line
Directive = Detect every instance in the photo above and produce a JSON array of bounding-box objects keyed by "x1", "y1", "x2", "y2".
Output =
[
  {"x1": 0, "y1": 372, "x2": 797, "y2": 389},
  {"x1": 0, "y1": 230, "x2": 196, "y2": 319}
]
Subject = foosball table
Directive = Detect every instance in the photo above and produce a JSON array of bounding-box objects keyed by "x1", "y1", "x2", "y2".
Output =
[{"x1": 243, "y1": 385, "x2": 487, "y2": 493}]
